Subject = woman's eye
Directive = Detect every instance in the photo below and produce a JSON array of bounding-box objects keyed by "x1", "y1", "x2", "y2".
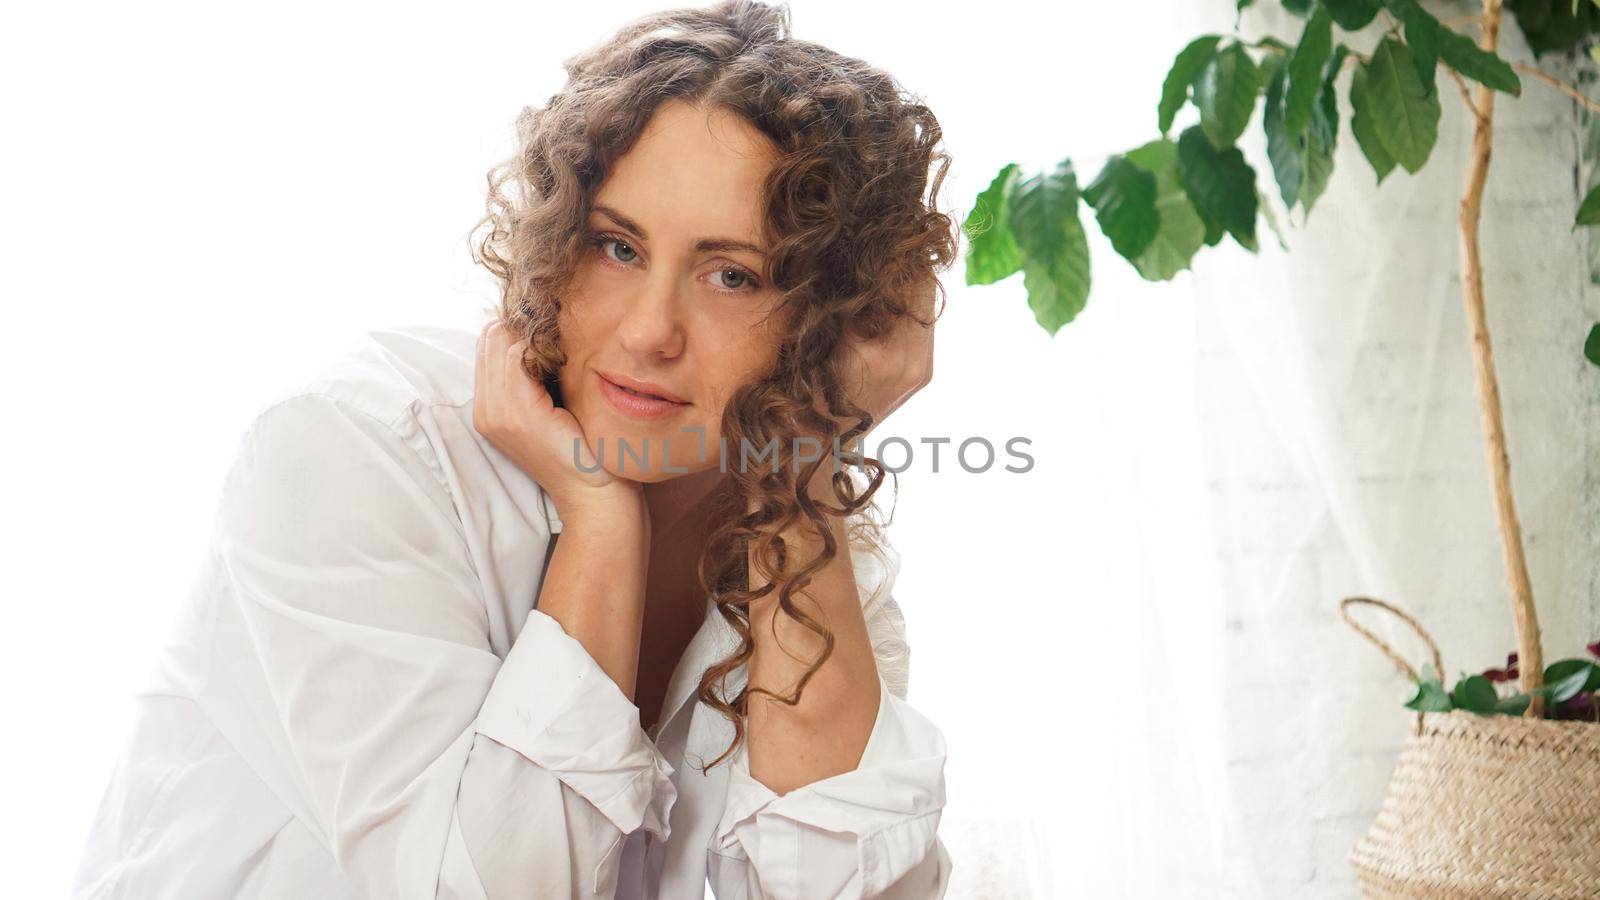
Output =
[
  {"x1": 715, "y1": 267, "x2": 752, "y2": 291},
  {"x1": 597, "y1": 236, "x2": 637, "y2": 264}
]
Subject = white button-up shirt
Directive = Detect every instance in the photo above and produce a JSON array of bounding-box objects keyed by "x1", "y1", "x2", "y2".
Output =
[{"x1": 70, "y1": 323, "x2": 952, "y2": 899}]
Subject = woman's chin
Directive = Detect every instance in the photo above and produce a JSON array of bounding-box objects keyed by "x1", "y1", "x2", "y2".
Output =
[
  {"x1": 601, "y1": 459, "x2": 719, "y2": 484},
  {"x1": 574, "y1": 417, "x2": 724, "y2": 483}
]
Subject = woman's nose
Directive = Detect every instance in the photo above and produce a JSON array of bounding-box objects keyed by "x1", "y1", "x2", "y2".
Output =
[{"x1": 617, "y1": 272, "x2": 686, "y2": 358}]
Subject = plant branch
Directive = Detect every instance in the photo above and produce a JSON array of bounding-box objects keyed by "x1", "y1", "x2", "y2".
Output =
[
  {"x1": 1447, "y1": 66, "x2": 1485, "y2": 121},
  {"x1": 1511, "y1": 61, "x2": 1600, "y2": 114},
  {"x1": 1456, "y1": 0, "x2": 1544, "y2": 718}
]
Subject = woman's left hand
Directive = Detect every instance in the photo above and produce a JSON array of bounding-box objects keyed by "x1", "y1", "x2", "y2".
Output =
[{"x1": 830, "y1": 278, "x2": 938, "y2": 446}]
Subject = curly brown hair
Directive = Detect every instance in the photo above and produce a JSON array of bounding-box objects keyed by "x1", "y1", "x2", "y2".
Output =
[{"x1": 468, "y1": 0, "x2": 959, "y2": 771}]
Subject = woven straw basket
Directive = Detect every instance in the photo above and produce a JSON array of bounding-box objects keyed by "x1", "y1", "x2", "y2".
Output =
[{"x1": 1339, "y1": 597, "x2": 1600, "y2": 899}]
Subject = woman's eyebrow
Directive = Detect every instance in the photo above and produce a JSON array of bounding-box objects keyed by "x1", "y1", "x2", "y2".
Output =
[{"x1": 592, "y1": 203, "x2": 766, "y2": 256}]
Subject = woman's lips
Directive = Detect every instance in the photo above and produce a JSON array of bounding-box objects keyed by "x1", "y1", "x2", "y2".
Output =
[{"x1": 596, "y1": 371, "x2": 690, "y2": 421}]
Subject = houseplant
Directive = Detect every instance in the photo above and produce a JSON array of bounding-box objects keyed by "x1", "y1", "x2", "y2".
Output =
[{"x1": 960, "y1": 0, "x2": 1600, "y2": 894}]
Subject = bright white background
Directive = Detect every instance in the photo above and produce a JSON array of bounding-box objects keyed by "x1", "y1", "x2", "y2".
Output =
[{"x1": 10, "y1": 1, "x2": 1595, "y2": 898}]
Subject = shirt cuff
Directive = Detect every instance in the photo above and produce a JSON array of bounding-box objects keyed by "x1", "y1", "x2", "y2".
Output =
[
  {"x1": 712, "y1": 675, "x2": 948, "y2": 895},
  {"x1": 475, "y1": 608, "x2": 677, "y2": 841}
]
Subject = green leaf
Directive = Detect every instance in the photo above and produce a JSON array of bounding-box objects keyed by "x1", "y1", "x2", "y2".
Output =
[
  {"x1": 1586, "y1": 322, "x2": 1600, "y2": 366},
  {"x1": 1257, "y1": 47, "x2": 1286, "y2": 91},
  {"x1": 1350, "y1": 62, "x2": 1397, "y2": 182},
  {"x1": 1514, "y1": 0, "x2": 1552, "y2": 31},
  {"x1": 1258, "y1": 186, "x2": 1290, "y2": 250},
  {"x1": 964, "y1": 163, "x2": 1023, "y2": 286},
  {"x1": 1541, "y1": 664, "x2": 1596, "y2": 703},
  {"x1": 1160, "y1": 36, "x2": 1223, "y2": 135},
  {"x1": 1021, "y1": 259, "x2": 1086, "y2": 336},
  {"x1": 1264, "y1": 66, "x2": 1304, "y2": 209},
  {"x1": 1508, "y1": 0, "x2": 1600, "y2": 57},
  {"x1": 1404, "y1": 678, "x2": 1454, "y2": 712},
  {"x1": 1084, "y1": 156, "x2": 1161, "y2": 263},
  {"x1": 1577, "y1": 182, "x2": 1600, "y2": 226},
  {"x1": 1386, "y1": 0, "x2": 1440, "y2": 94},
  {"x1": 1310, "y1": 44, "x2": 1349, "y2": 154},
  {"x1": 1435, "y1": 24, "x2": 1522, "y2": 95},
  {"x1": 1324, "y1": 0, "x2": 1381, "y2": 29},
  {"x1": 1194, "y1": 42, "x2": 1261, "y2": 148},
  {"x1": 1008, "y1": 160, "x2": 1091, "y2": 335},
  {"x1": 1233, "y1": 222, "x2": 1259, "y2": 253},
  {"x1": 1390, "y1": 0, "x2": 1521, "y2": 95},
  {"x1": 1362, "y1": 35, "x2": 1441, "y2": 174},
  {"x1": 1301, "y1": 140, "x2": 1335, "y2": 212},
  {"x1": 1178, "y1": 125, "x2": 1259, "y2": 251},
  {"x1": 1300, "y1": 43, "x2": 1345, "y2": 214},
  {"x1": 1286, "y1": 3, "x2": 1334, "y2": 137},
  {"x1": 1451, "y1": 674, "x2": 1499, "y2": 714},
  {"x1": 1266, "y1": 35, "x2": 1343, "y2": 217},
  {"x1": 1544, "y1": 659, "x2": 1600, "y2": 696},
  {"x1": 1495, "y1": 692, "x2": 1532, "y2": 716},
  {"x1": 1125, "y1": 139, "x2": 1179, "y2": 176},
  {"x1": 1283, "y1": 0, "x2": 1314, "y2": 14},
  {"x1": 1125, "y1": 139, "x2": 1208, "y2": 281}
]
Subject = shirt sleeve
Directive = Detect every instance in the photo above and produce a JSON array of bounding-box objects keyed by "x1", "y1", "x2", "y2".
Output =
[
  {"x1": 706, "y1": 593, "x2": 952, "y2": 899},
  {"x1": 214, "y1": 391, "x2": 676, "y2": 899}
]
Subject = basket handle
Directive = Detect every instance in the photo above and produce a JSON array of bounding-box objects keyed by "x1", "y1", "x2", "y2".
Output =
[{"x1": 1338, "y1": 596, "x2": 1445, "y2": 684}]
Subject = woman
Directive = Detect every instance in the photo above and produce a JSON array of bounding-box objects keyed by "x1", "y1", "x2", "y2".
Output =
[{"x1": 71, "y1": 1, "x2": 958, "y2": 897}]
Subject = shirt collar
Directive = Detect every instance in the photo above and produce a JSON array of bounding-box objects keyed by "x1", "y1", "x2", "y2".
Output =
[{"x1": 542, "y1": 490, "x2": 564, "y2": 534}]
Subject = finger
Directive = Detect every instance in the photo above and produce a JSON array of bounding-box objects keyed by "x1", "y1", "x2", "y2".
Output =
[
  {"x1": 474, "y1": 321, "x2": 493, "y2": 399},
  {"x1": 485, "y1": 323, "x2": 517, "y2": 419},
  {"x1": 502, "y1": 337, "x2": 548, "y2": 410},
  {"x1": 476, "y1": 321, "x2": 505, "y2": 423}
]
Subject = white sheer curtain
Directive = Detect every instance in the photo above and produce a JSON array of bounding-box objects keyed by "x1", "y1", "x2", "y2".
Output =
[
  {"x1": 888, "y1": 241, "x2": 1235, "y2": 898},
  {"x1": 1184, "y1": 4, "x2": 1598, "y2": 897},
  {"x1": 902, "y1": 2, "x2": 1600, "y2": 897},
  {"x1": 886, "y1": 7, "x2": 1241, "y2": 896}
]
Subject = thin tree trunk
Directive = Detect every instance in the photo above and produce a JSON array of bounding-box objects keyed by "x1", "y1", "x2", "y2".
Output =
[{"x1": 1457, "y1": 0, "x2": 1544, "y2": 716}]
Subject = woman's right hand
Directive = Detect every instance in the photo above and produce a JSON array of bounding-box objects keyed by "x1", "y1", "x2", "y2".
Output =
[{"x1": 473, "y1": 320, "x2": 643, "y2": 525}]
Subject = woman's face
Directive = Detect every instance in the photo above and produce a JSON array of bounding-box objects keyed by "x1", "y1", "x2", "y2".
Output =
[{"x1": 557, "y1": 98, "x2": 785, "y2": 483}]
